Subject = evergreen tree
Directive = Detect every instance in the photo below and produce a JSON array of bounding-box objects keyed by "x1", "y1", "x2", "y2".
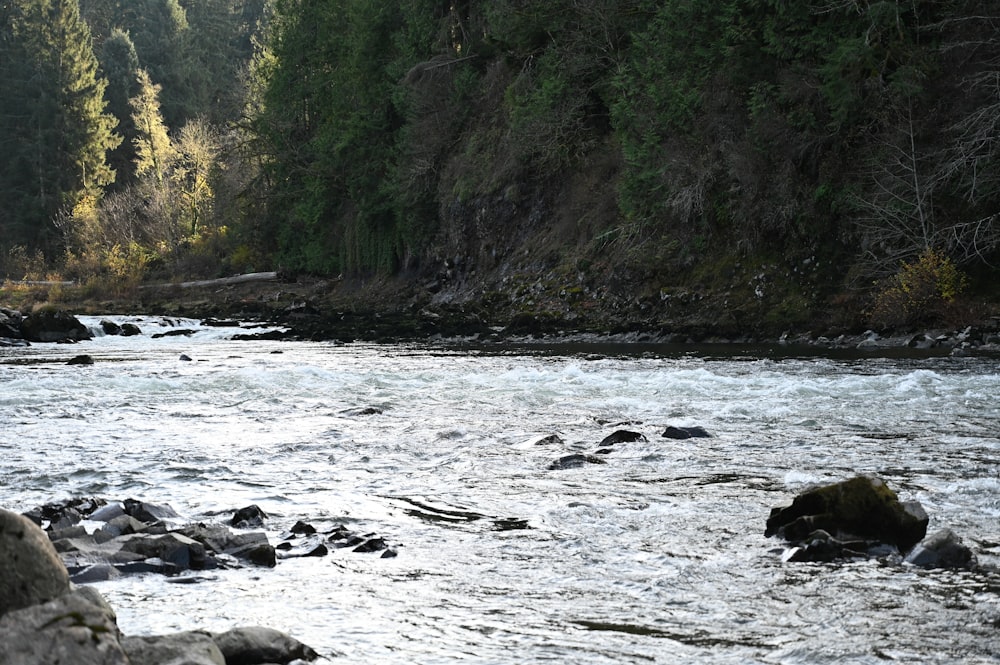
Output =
[
  {"x1": 100, "y1": 28, "x2": 141, "y2": 187},
  {"x1": 0, "y1": 0, "x2": 119, "y2": 256}
]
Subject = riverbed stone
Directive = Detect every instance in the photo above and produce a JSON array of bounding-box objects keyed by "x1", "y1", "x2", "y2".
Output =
[
  {"x1": 212, "y1": 626, "x2": 319, "y2": 664},
  {"x1": 599, "y1": 430, "x2": 646, "y2": 446},
  {"x1": 123, "y1": 498, "x2": 182, "y2": 524},
  {"x1": 661, "y1": 425, "x2": 711, "y2": 439},
  {"x1": 20, "y1": 308, "x2": 93, "y2": 342},
  {"x1": 766, "y1": 475, "x2": 928, "y2": 553},
  {"x1": 0, "y1": 307, "x2": 23, "y2": 338},
  {"x1": 122, "y1": 631, "x2": 225, "y2": 665},
  {"x1": 904, "y1": 528, "x2": 977, "y2": 569},
  {"x1": 231, "y1": 504, "x2": 268, "y2": 528},
  {"x1": 0, "y1": 508, "x2": 71, "y2": 615},
  {"x1": 0, "y1": 588, "x2": 126, "y2": 665},
  {"x1": 548, "y1": 453, "x2": 607, "y2": 470}
]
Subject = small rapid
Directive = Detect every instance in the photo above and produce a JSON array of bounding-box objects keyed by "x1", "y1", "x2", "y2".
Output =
[{"x1": 1, "y1": 316, "x2": 998, "y2": 663}]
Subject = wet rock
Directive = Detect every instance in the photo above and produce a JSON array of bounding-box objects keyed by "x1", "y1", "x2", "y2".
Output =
[
  {"x1": 122, "y1": 631, "x2": 225, "y2": 665},
  {"x1": 212, "y1": 626, "x2": 319, "y2": 664},
  {"x1": 119, "y1": 532, "x2": 209, "y2": 570},
  {"x1": 548, "y1": 454, "x2": 607, "y2": 470},
  {"x1": 120, "y1": 323, "x2": 142, "y2": 336},
  {"x1": 290, "y1": 520, "x2": 317, "y2": 535},
  {"x1": 231, "y1": 504, "x2": 268, "y2": 529},
  {"x1": 599, "y1": 430, "x2": 646, "y2": 446},
  {"x1": 101, "y1": 320, "x2": 122, "y2": 335},
  {"x1": 123, "y1": 498, "x2": 182, "y2": 525},
  {"x1": 89, "y1": 502, "x2": 126, "y2": 522},
  {"x1": 0, "y1": 509, "x2": 71, "y2": 614},
  {"x1": 661, "y1": 426, "x2": 711, "y2": 439},
  {"x1": 70, "y1": 563, "x2": 123, "y2": 584},
  {"x1": 766, "y1": 475, "x2": 929, "y2": 554},
  {"x1": 0, "y1": 307, "x2": 23, "y2": 339},
  {"x1": 276, "y1": 535, "x2": 329, "y2": 559},
  {"x1": 353, "y1": 537, "x2": 388, "y2": 553},
  {"x1": 780, "y1": 529, "x2": 895, "y2": 563},
  {"x1": 20, "y1": 308, "x2": 93, "y2": 343},
  {"x1": 177, "y1": 524, "x2": 276, "y2": 568},
  {"x1": 904, "y1": 528, "x2": 977, "y2": 570},
  {"x1": 67, "y1": 354, "x2": 95, "y2": 365},
  {"x1": 0, "y1": 588, "x2": 127, "y2": 664},
  {"x1": 152, "y1": 328, "x2": 197, "y2": 338}
]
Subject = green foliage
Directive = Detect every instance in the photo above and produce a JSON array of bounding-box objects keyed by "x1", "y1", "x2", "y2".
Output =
[{"x1": 0, "y1": 0, "x2": 119, "y2": 257}]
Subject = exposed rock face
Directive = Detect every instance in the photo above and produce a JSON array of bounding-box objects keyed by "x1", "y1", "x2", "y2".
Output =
[
  {"x1": 766, "y1": 476, "x2": 930, "y2": 563},
  {"x1": 0, "y1": 509, "x2": 71, "y2": 614},
  {"x1": 20, "y1": 308, "x2": 93, "y2": 342}
]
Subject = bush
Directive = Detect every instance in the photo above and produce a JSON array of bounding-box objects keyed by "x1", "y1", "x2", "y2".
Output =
[{"x1": 869, "y1": 248, "x2": 967, "y2": 328}]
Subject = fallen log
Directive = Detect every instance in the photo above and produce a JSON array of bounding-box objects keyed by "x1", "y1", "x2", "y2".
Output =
[{"x1": 142, "y1": 272, "x2": 279, "y2": 289}]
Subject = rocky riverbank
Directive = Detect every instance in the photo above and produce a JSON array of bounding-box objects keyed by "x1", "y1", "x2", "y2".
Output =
[
  {"x1": 0, "y1": 507, "x2": 321, "y2": 665},
  {"x1": 3, "y1": 274, "x2": 1000, "y2": 355}
]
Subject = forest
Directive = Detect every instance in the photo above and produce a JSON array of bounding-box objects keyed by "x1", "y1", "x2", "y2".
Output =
[{"x1": 1, "y1": 0, "x2": 998, "y2": 333}]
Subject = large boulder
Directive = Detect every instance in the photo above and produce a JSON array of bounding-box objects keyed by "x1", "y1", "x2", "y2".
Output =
[
  {"x1": 0, "y1": 508, "x2": 71, "y2": 614},
  {"x1": 122, "y1": 631, "x2": 225, "y2": 665},
  {"x1": 765, "y1": 476, "x2": 929, "y2": 558},
  {"x1": 0, "y1": 588, "x2": 127, "y2": 665},
  {"x1": 212, "y1": 626, "x2": 319, "y2": 664},
  {"x1": 20, "y1": 308, "x2": 93, "y2": 342}
]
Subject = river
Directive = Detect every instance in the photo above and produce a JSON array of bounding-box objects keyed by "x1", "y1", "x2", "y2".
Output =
[{"x1": 1, "y1": 316, "x2": 998, "y2": 664}]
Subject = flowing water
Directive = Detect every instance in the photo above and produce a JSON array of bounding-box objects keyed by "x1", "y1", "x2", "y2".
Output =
[{"x1": 1, "y1": 316, "x2": 998, "y2": 664}]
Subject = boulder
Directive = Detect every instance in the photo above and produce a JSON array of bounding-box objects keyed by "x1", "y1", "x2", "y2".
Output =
[
  {"x1": 0, "y1": 508, "x2": 71, "y2": 615},
  {"x1": 0, "y1": 307, "x2": 23, "y2": 339},
  {"x1": 122, "y1": 631, "x2": 225, "y2": 665},
  {"x1": 123, "y1": 498, "x2": 182, "y2": 525},
  {"x1": 0, "y1": 588, "x2": 127, "y2": 665},
  {"x1": 548, "y1": 454, "x2": 607, "y2": 470},
  {"x1": 231, "y1": 504, "x2": 268, "y2": 529},
  {"x1": 212, "y1": 626, "x2": 319, "y2": 665},
  {"x1": 67, "y1": 354, "x2": 95, "y2": 365},
  {"x1": 904, "y1": 528, "x2": 977, "y2": 569},
  {"x1": 100, "y1": 320, "x2": 122, "y2": 335},
  {"x1": 20, "y1": 308, "x2": 93, "y2": 343},
  {"x1": 766, "y1": 475, "x2": 928, "y2": 554},
  {"x1": 662, "y1": 426, "x2": 711, "y2": 439},
  {"x1": 599, "y1": 430, "x2": 646, "y2": 446},
  {"x1": 119, "y1": 322, "x2": 142, "y2": 336},
  {"x1": 119, "y1": 532, "x2": 209, "y2": 570}
]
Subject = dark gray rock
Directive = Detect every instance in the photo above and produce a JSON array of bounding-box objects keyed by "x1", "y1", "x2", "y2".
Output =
[
  {"x1": 0, "y1": 588, "x2": 126, "y2": 664},
  {"x1": 122, "y1": 631, "x2": 225, "y2": 665},
  {"x1": 0, "y1": 307, "x2": 23, "y2": 339},
  {"x1": 119, "y1": 323, "x2": 142, "y2": 336},
  {"x1": 21, "y1": 308, "x2": 93, "y2": 342},
  {"x1": 662, "y1": 426, "x2": 711, "y2": 439},
  {"x1": 119, "y1": 532, "x2": 209, "y2": 570},
  {"x1": 599, "y1": 430, "x2": 646, "y2": 446},
  {"x1": 89, "y1": 502, "x2": 126, "y2": 522},
  {"x1": 123, "y1": 498, "x2": 182, "y2": 525},
  {"x1": 100, "y1": 320, "x2": 122, "y2": 335},
  {"x1": 212, "y1": 626, "x2": 319, "y2": 665},
  {"x1": 231, "y1": 504, "x2": 268, "y2": 529},
  {"x1": 0, "y1": 508, "x2": 71, "y2": 615},
  {"x1": 766, "y1": 475, "x2": 929, "y2": 554},
  {"x1": 276, "y1": 535, "x2": 329, "y2": 559},
  {"x1": 904, "y1": 528, "x2": 977, "y2": 569},
  {"x1": 67, "y1": 354, "x2": 95, "y2": 365},
  {"x1": 548, "y1": 454, "x2": 607, "y2": 470}
]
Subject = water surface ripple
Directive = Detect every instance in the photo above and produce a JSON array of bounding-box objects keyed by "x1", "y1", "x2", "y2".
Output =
[{"x1": 1, "y1": 317, "x2": 998, "y2": 664}]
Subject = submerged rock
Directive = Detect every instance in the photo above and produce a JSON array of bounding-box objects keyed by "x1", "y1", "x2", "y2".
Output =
[
  {"x1": 548, "y1": 454, "x2": 608, "y2": 470},
  {"x1": 765, "y1": 475, "x2": 928, "y2": 555},
  {"x1": 599, "y1": 430, "x2": 646, "y2": 446}
]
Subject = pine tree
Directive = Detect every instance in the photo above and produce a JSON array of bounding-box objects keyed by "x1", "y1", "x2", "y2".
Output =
[
  {"x1": 0, "y1": 0, "x2": 119, "y2": 256},
  {"x1": 100, "y1": 28, "x2": 141, "y2": 187}
]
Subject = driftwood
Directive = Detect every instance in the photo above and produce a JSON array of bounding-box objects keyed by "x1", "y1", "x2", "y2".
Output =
[{"x1": 142, "y1": 272, "x2": 280, "y2": 290}]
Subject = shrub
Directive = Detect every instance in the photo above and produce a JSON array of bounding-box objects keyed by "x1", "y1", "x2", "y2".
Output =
[{"x1": 869, "y1": 248, "x2": 967, "y2": 328}]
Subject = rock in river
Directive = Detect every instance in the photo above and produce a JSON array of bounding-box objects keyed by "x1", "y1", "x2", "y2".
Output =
[
  {"x1": 0, "y1": 509, "x2": 71, "y2": 614},
  {"x1": 766, "y1": 475, "x2": 929, "y2": 561}
]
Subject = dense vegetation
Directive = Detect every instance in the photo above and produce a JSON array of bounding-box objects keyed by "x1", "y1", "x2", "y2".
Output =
[{"x1": 2, "y1": 0, "x2": 998, "y2": 331}]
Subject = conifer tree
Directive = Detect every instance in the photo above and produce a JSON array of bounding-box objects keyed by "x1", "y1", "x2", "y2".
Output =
[{"x1": 0, "y1": 0, "x2": 119, "y2": 255}]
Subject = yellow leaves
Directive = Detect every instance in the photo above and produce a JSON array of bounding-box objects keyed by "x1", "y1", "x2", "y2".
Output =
[{"x1": 869, "y1": 248, "x2": 967, "y2": 328}]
